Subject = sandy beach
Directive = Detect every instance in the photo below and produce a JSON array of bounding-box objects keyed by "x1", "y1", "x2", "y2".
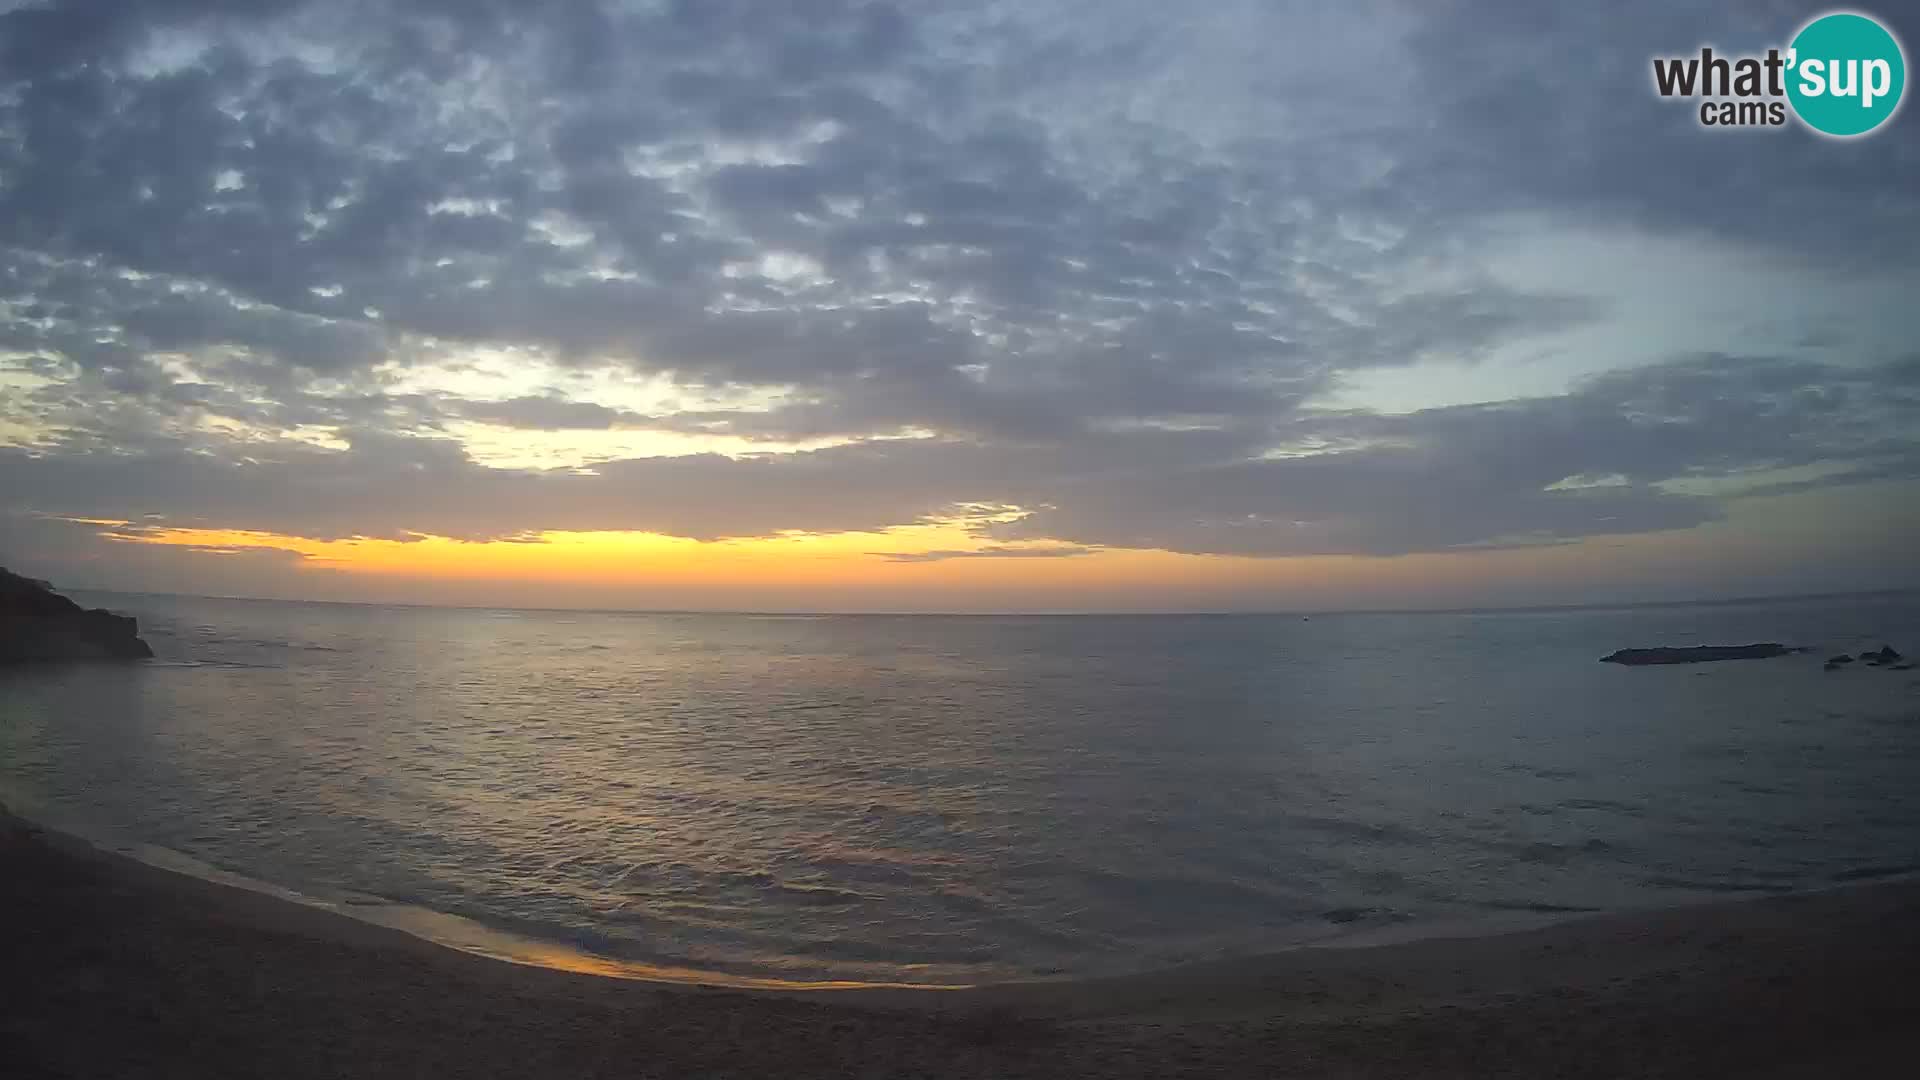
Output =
[{"x1": 3, "y1": 807, "x2": 1916, "y2": 1078}]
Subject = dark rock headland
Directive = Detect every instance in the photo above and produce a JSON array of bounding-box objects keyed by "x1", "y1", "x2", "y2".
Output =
[{"x1": 0, "y1": 566, "x2": 153, "y2": 663}]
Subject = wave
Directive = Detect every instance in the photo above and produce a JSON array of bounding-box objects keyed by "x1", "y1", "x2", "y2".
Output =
[
  {"x1": 1830, "y1": 863, "x2": 1920, "y2": 883},
  {"x1": 1639, "y1": 875, "x2": 1795, "y2": 895},
  {"x1": 1474, "y1": 899, "x2": 1607, "y2": 915},
  {"x1": 769, "y1": 881, "x2": 886, "y2": 906},
  {"x1": 142, "y1": 659, "x2": 281, "y2": 670}
]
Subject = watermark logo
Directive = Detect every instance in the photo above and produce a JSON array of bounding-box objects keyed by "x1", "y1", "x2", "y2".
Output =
[
  {"x1": 1651, "y1": 10, "x2": 1906, "y2": 137},
  {"x1": 1788, "y1": 12, "x2": 1905, "y2": 135}
]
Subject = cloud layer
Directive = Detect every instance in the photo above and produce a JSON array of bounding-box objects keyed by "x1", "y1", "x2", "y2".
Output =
[{"x1": 1, "y1": 0, "x2": 1916, "y2": 600}]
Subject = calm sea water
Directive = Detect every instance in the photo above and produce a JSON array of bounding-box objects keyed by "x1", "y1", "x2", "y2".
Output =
[{"x1": 3, "y1": 591, "x2": 1919, "y2": 984}]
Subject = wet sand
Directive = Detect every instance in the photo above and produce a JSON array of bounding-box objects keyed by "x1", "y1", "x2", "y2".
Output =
[{"x1": 4, "y1": 807, "x2": 1917, "y2": 1078}]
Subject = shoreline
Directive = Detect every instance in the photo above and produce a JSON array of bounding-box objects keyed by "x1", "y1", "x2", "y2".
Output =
[
  {"x1": 6, "y1": 804, "x2": 1920, "y2": 1076},
  {"x1": 5, "y1": 798, "x2": 1826, "y2": 993},
  {"x1": 8, "y1": 803, "x2": 974, "y2": 993}
]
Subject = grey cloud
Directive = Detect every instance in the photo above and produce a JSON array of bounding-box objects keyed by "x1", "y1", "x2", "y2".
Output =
[
  {"x1": 4, "y1": 352, "x2": 1913, "y2": 560},
  {"x1": 119, "y1": 294, "x2": 385, "y2": 374},
  {"x1": 450, "y1": 395, "x2": 651, "y2": 431},
  {"x1": 992, "y1": 354, "x2": 1920, "y2": 557},
  {"x1": 0, "y1": 0, "x2": 1573, "y2": 408},
  {"x1": 873, "y1": 545, "x2": 1097, "y2": 563}
]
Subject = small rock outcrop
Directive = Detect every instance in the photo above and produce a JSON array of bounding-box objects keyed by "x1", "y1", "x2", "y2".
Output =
[
  {"x1": 1600, "y1": 643, "x2": 1804, "y2": 666},
  {"x1": 1863, "y1": 644, "x2": 1904, "y2": 665},
  {"x1": 1828, "y1": 654, "x2": 1855, "y2": 665},
  {"x1": 0, "y1": 567, "x2": 153, "y2": 663}
]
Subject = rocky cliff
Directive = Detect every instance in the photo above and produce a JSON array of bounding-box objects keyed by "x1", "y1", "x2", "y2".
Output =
[{"x1": 0, "y1": 567, "x2": 153, "y2": 663}]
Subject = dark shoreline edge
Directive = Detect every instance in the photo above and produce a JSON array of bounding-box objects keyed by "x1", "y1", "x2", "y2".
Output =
[
  {"x1": 7, "y1": 803, "x2": 1920, "y2": 1077},
  {"x1": 7, "y1": 798, "x2": 1920, "y2": 997},
  {"x1": 16, "y1": 798, "x2": 1905, "y2": 996},
  {"x1": 1, "y1": 800, "x2": 977, "y2": 991}
]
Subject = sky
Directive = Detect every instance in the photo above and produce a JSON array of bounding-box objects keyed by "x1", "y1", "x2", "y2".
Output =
[{"x1": 1, "y1": 0, "x2": 1917, "y2": 612}]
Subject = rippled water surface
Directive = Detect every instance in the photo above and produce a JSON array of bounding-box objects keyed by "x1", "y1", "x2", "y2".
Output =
[{"x1": 4, "y1": 592, "x2": 1919, "y2": 983}]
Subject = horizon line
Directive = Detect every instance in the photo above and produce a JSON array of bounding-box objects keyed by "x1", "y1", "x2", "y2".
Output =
[{"x1": 55, "y1": 582, "x2": 1920, "y2": 620}]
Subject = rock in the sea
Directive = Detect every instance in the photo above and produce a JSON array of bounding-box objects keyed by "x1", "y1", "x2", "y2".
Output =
[
  {"x1": 1864, "y1": 644, "x2": 1903, "y2": 664},
  {"x1": 1599, "y1": 643, "x2": 1803, "y2": 666},
  {"x1": 1828, "y1": 654, "x2": 1855, "y2": 665},
  {"x1": 0, "y1": 567, "x2": 153, "y2": 663}
]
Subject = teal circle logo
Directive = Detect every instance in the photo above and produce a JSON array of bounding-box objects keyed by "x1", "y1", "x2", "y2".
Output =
[{"x1": 1787, "y1": 12, "x2": 1906, "y2": 137}]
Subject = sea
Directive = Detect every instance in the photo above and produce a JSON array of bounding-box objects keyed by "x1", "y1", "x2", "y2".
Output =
[{"x1": 3, "y1": 590, "x2": 1918, "y2": 986}]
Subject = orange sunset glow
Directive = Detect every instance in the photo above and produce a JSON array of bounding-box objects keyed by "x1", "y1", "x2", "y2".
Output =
[{"x1": 40, "y1": 473, "x2": 1913, "y2": 612}]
